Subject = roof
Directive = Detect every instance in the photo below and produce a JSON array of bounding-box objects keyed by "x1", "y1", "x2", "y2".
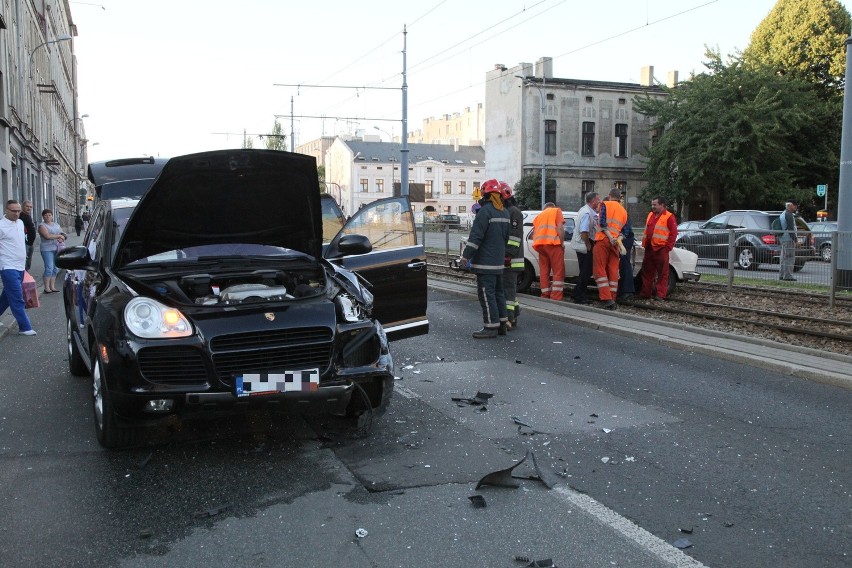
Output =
[
  {"x1": 342, "y1": 140, "x2": 485, "y2": 166},
  {"x1": 520, "y1": 76, "x2": 667, "y2": 94}
]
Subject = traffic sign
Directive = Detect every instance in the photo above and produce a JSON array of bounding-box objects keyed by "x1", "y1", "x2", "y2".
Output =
[{"x1": 816, "y1": 184, "x2": 827, "y2": 197}]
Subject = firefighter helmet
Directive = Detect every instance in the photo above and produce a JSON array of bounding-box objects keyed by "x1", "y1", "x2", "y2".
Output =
[
  {"x1": 499, "y1": 182, "x2": 513, "y2": 200},
  {"x1": 481, "y1": 179, "x2": 501, "y2": 195}
]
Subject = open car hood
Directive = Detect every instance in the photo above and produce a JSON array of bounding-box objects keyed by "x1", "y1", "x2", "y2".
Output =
[{"x1": 115, "y1": 150, "x2": 323, "y2": 268}]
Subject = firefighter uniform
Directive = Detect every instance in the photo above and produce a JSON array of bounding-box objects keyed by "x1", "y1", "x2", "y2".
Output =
[
  {"x1": 593, "y1": 198, "x2": 627, "y2": 306},
  {"x1": 500, "y1": 185, "x2": 524, "y2": 328},
  {"x1": 532, "y1": 206, "x2": 565, "y2": 301},
  {"x1": 462, "y1": 184, "x2": 511, "y2": 338}
]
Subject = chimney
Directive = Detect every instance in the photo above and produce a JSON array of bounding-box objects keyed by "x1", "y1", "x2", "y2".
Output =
[
  {"x1": 667, "y1": 70, "x2": 679, "y2": 88},
  {"x1": 535, "y1": 57, "x2": 553, "y2": 80},
  {"x1": 640, "y1": 66, "x2": 654, "y2": 86},
  {"x1": 494, "y1": 63, "x2": 507, "y2": 71}
]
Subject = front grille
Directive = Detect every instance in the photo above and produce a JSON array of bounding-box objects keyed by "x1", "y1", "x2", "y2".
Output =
[
  {"x1": 210, "y1": 327, "x2": 332, "y2": 351},
  {"x1": 138, "y1": 346, "x2": 209, "y2": 385},
  {"x1": 210, "y1": 327, "x2": 334, "y2": 386}
]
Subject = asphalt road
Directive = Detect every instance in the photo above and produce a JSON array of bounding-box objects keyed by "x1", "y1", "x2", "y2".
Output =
[{"x1": 0, "y1": 288, "x2": 848, "y2": 567}]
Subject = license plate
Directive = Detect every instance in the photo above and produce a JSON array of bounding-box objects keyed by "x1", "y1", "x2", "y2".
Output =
[{"x1": 234, "y1": 369, "x2": 320, "y2": 398}]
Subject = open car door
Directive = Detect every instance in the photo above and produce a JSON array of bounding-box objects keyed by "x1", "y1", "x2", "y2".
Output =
[{"x1": 325, "y1": 197, "x2": 428, "y2": 341}]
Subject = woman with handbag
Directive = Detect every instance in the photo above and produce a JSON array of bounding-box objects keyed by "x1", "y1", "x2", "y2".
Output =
[{"x1": 38, "y1": 209, "x2": 65, "y2": 293}]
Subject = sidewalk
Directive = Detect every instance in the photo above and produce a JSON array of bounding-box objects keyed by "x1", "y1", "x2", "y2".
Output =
[
  {"x1": 430, "y1": 280, "x2": 852, "y2": 390},
  {"x1": 0, "y1": 231, "x2": 85, "y2": 339}
]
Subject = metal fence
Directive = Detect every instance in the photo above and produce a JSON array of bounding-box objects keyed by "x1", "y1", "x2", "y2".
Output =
[
  {"x1": 673, "y1": 229, "x2": 851, "y2": 306},
  {"x1": 420, "y1": 223, "x2": 852, "y2": 307}
]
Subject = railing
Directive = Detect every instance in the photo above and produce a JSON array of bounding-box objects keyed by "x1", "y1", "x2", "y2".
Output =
[{"x1": 673, "y1": 229, "x2": 851, "y2": 305}]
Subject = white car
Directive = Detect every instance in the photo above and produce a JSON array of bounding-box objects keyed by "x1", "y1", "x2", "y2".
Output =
[{"x1": 517, "y1": 210, "x2": 701, "y2": 295}]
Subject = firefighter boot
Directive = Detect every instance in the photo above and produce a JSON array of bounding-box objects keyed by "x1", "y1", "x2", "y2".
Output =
[
  {"x1": 472, "y1": 327, "x2": 498, "y2": 339},
  {"x1": 498, "y1": 322, "x2": 508, "y2": 336}
]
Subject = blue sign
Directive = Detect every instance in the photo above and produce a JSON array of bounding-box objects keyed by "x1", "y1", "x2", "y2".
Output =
[{"x1": 816, "y1": 184, "x2": 827, "y2": 197}]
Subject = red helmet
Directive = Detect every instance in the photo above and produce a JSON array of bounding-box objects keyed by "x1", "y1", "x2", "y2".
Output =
[
  {"x1": 481, "y1": 179, "x2": 501, "y2": 195},
  {"x1": 499, "y1": 182, "x2": 513, "y2": 199}
]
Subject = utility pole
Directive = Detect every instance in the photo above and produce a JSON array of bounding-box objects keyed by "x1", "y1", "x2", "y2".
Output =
[
  {"x1": 836, "y1": 37, "x2": 852, "y2": 288},
  {"x1": 401, "y1": 25, "x2": 409, "y2": 196}
]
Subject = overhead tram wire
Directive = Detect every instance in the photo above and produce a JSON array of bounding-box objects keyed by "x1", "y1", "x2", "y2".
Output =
[{"x1": 408, "y1": 0, "x2": 720, "y2": 113}]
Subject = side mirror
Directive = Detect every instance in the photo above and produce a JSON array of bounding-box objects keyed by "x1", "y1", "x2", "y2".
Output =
[
  {"x1": 55, "y1": 245, "x2": 92, "y2": 270},
  {"x1": 336, "y1": 234, "x2": 372, "y2": 256}
]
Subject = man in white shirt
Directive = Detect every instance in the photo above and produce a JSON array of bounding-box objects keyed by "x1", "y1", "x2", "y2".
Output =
[{"x1": 0, "y1": 200, "x2": 36, "y2": 335}]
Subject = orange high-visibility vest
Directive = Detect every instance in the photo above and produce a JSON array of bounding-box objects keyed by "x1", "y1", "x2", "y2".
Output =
[
  {"x1": 595, "y1": 200, "x2": 627, "y2": 241},
  {"x1": 646, "y1": 210, "x2": 673, "y2": 247},
  {"x1": 532, "y1": 208, "x2": 563, "y2": 250}
]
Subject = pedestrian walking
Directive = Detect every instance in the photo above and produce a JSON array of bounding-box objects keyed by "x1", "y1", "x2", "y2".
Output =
[
  {"x1": 38, "y1": 209, "x2": 65, "y2": 293},
  {"x1": 0, "y1": 200, "x2": 36, "y2": 335},
  {"x1": 20, "y1": 200, "x2": 36, "y2": 271},
  {"x1": 593, "y1": 189, "x2": 628, "y2": 309},
  {"x1": 778, "y1": 199, "x2": 799, "y2": 281},
  {"x1": 570, "y1": 192, "x2": 600, "y2": 305},
  {"x1": 639, "y1": 196, "x2": 678, "y2": 300},
  {"x1": 500, "y1": 182, "x2": 524, "y2": 329},
  {"x1": 460, "y1": 179, "x2": 511, "y2": 338},
  {"x1": 532, "y1": 203, "x2": 566, "y2": 300},
  {"x1": 74, "y1": 214, "x2": 84, "y2": 236},
  {"x1": 82, "y1": 210, "x2": 90, "y2": 231}
]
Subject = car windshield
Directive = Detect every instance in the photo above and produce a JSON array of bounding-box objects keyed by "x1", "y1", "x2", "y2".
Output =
[{"x1": 98, "y1": 178, "x2": 156, "y2": 200}]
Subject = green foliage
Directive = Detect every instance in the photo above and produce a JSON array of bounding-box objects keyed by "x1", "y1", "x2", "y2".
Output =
[
  {"x1": 318, "y1": 166, "x2": 327, "y2": 193},
  {"x1": 263, "y1": 120, "x2": 287, "y2": 151},
  {"x1": 513, "y1": 173, "x2": 556, "y2": 209},
  {"x1": 635, "y1": 50, "x2": 839, "y2": 212},
  {"x1": 743, "y1": 0, "x2": 851, "y2": 94}
]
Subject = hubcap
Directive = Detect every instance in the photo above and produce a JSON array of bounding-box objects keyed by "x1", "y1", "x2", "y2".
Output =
[
  {"x1": 822, "y1": 246, "x2": 831, "y2": 262},
  {"x1": 738, "y1": 249, "x2": 753, "y2": 268},
  {"x1": 92, "y1": 359, "x2": 104, "y2": 430}
]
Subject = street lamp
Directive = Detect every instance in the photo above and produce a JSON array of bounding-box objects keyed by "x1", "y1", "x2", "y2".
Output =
[
  {"x1": 374, "y1": 126, "x2": 394, "y2": 141},
  {"x1": 516, "y1": 75, "x2": 547, "y2": 210},
  {"x1": 29, "y1": 35, "x2": 72, "y2": 80}
]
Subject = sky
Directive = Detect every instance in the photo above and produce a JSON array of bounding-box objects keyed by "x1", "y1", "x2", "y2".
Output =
[{"x1": 69, "y1": 0, "x2": 851, "y2": 163}]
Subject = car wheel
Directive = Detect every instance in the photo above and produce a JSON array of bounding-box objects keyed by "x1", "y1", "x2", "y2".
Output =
[
  {"x1": 821, "y1": 244, "x2": 832, "y2": 262},
  {"x1": 92, "y1": 352, "x2": 136, "y2": 449},
  {"x1": 736, "y1": 247, "x2": 759, "y2": 270},
  {"x1": 667, "y1": 267, "x2": 677, "y2": 296},
  {"x1": 517, "y1": 263, "x2": 534, "y2": 293},
  {"x1": 67, "y1": 319, "x2": 88, "y2": 377}
]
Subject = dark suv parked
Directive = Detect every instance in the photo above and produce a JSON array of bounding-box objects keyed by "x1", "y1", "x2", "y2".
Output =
[{"x1": 675, "y1": 210, "x2": 815, "y2": 271}]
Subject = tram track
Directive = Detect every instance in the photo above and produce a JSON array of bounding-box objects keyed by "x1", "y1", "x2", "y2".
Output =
[{"x1": 425, "y1": 252, "x2": 851, "y2": 355}]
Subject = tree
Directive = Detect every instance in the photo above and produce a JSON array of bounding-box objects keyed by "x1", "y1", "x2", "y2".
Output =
[
  {"x1": 743, "y1": 0, "x2": 851, "y2": 94},
  {"x1": 263, "y1": 120, "x2": 287, "y2": 151},
  {"x1": 635, "y1": 50, "x2": 837, "y2": 213},
  {"x1": 513, "y1": 173, "x2": 556, "y2": 210},
  {"x1": 241, "y1": 135, "x2": 254, "y2": 149}
]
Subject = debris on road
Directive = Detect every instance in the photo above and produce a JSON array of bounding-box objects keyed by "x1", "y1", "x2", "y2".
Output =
[
  {"x1": 355, "y1": 528, "x2": 368, "y2": 538},
  {"x1": 193, "y1": 504, "x2": 230, "y2": 519},
  {"x1": 468, "y1": 494, "x2": 487, "y2": 508},
  {"x1": 672, "y1": 538, "x2": 693, "y2": 549},
  {"x1": 512, "y1": 415, "x2": 550, "y2": 435},
  {"x1": 475, "y1": 453, "x2": 527, "y2": 489},
  {"x1": 452, "y1": 391, "x2": 493, "y2": 407}
]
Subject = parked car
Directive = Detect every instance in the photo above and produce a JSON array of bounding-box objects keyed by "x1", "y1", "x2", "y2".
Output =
[
  {"x1": 810, "y1": 221, "x2": 838, "y2": 262},
  {"x1": 57, "y1": 150, "x2": 428, "y2": 448},
  {"x1": 675, "y1": 210, "x2": 815, "y2": 271},
  {"x1": 676, "y1": 220, "x2": 706, "y2": 239},
  {"x1": 88, "y1": 156, "x2": 169, "y2": 201},
  {"x1": 427, "y1": 214, "x2": 462, "y2": 228},
  {"x1": 485, "y1": 210, "x2": 700, "y2": 296}
]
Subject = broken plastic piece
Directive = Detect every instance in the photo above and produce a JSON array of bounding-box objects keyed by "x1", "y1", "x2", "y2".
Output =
[
  {"x1": 452, "y1": 391, "x2": 494, "y2": 406},
  {"x1": 526, "y1": 559, "x2": 556, "y2": 567},
  {"x1": 468, "y1": 495, "x2": 487, "y2": 508},
  {"x1": 529, "y1": 451, "x2": 559, "y2": 489},
  {"x1": 475, "y1": 454, "x2": 527, "y2": 489},
  {"x1": 679, "y1": 527, "x2": 693, "y2": 534},
  {"x1": 355, "y1": 528, "x2": 368, "y2": 538},
  {"x1": 672, "y1": 538, "x2": 692, "y2": 549}
]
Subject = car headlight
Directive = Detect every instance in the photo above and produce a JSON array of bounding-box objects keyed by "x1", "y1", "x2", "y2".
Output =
[
  {"x1": 335, "y1": 292, "x2": 368, "y2": 323},
  {"x1": 125, "y1": 297, "x2": 193, "y2": 338}
]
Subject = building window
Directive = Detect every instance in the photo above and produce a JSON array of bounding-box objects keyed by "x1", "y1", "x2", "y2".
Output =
[
  {"x1": 444, "y1": 180, "x2": 452, "y2": 195},
  {"x1": 582, "y1": 122, "x2": 595, "y2": 156},
  {"x1": 427, "y1": 167, "x2": 432, "y2": 173},
  {"x1": 545, "y1": 120, "x2": 557, "y2": 156},
  {"x1": 360, "y1": 179, "x2": 368, "y2": 193},
  {"x1": 613, "y1": 181, "x2": 627, "y2": 201},
  {"x1": 376, "y1": 179, "x2": 384, "y2": 193},
  {"x1": 615, "y1": 124, "x2": 628, "y2": 158},
  {"x1": 585, "y1": 96, "x2": 593, "y2": 103},
  {"x1": 459, "y1": 181, "x2": 466, "y2": 194},
  {"x1": 581, "y1": 180, "x2": 595, "y2": 202},
  {"x1": 458, "y1": 205, "x2": 467, "y2": 213},
  {"x1": 425, "y1": 180, "x2": 433, "y2": 200}
]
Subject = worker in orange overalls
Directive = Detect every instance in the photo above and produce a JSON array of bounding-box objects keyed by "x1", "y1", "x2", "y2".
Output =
[
  {"x1": 531, "y1": 203, "x2": 565, "y2": 300},
  {"x1": 640, "y1": 195, "x2": 678, "y2": 300},
  {"x1": 593, "y1": 188, "x2": 627, "y2": 310}
]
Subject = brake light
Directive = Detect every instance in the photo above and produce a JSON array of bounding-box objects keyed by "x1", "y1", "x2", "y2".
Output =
[{"x1": 762, "y1": 234, "x2": 777, "y2": 245}]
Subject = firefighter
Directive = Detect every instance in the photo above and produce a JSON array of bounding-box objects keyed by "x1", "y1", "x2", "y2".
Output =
[
  {"x1": 532, "y1": 203, "x2": 566, "y2": 300},
  {"x1": 593, "y1": 188, "x2": 627, "y2": 309},
  {"x1": 500, "y1": 182, "x2": 524, "y2": 329},
  {"x1": 460, "y1": 179, "x2": 511, "y2": 338}
]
